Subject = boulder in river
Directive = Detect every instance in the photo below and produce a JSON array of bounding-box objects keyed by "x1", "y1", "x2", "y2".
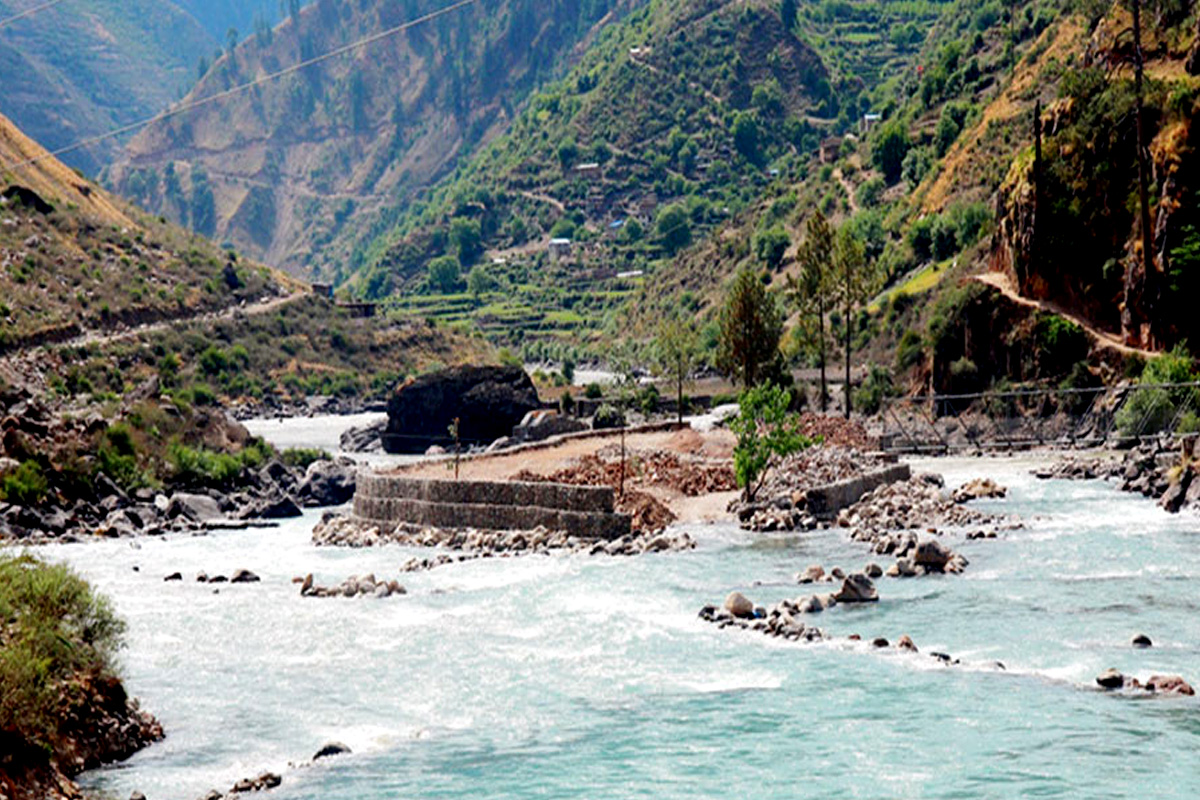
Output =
[
  {"x1": 230, "y1": 569, "x2": 260, "y2": 584},
  {"x1": 1131, "y1": 634, "x2": 1153, "y2": 648},
  {"x1": 952, "y1": 478, "x2": 1007, "y2": 503},
  {"x1": 313, "y1": 742, "x2": 352, "y2": 761},
  {"x1": 166, "y1": 493, "x2": 222, "y2": 522},
  {"x1": 299, "y1": 459, "x2": 357, "y2": 507},
  {"x1": 832, "y1": 573, "x2": 878, "y2": 603},
  {"x1": 724, "y1": 591, "x2": 755, "y2": 619},
  {"x1": 382, "y1": 365, "x2": 541, "y2": 454},
  {"x1": 1096, "y1": 669, "x2": 1127, "y2": 690}
]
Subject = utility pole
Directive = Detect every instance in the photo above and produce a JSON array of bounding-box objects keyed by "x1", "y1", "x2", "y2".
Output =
[{"x1": 1131, "y1": 0, "x2": 1157, "y2": 349}]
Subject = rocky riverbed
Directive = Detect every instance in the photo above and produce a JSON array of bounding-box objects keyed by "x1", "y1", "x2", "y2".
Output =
[
  {"x1": 312, "y1": 515, "x2": 696, "y2": 559},
  {"x1": 0, "y1": 457, "x2": 356, "y2": 545}
]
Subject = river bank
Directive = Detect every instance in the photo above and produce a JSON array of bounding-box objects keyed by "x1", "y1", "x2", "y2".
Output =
[{"x1": 15, "y1": 408, "x2": 1189, "y2": 799}]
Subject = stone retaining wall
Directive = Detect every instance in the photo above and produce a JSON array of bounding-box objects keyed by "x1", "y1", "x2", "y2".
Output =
[
  {"x1": 806, "y1": 464, "x2": 912, "y2": 520},
  {"x1": 354, "y1": 474, "x2": 631, "y2": 540}
]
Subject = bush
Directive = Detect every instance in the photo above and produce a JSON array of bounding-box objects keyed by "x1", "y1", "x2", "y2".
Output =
[
  {"x1": 584, "y1": 382, "x2": 603, "y2": 400},
  {"x1": 592, "y1": 404, "x2": 626, "y2": 429},
  {"x1": 98, "y1": 424, "x2": 146, "y2": 491},
  {"x1": 948, "y1": 357, "x2": 980, "y2": 394},
  {"x1": 1, "y1": 461, "x2": 49, "y2": 506},
  {"x1": 853, "y1": 365, "x2": 897, "y2": 415},
  {"x1": 280, "y1": 447, "x2": 327, "y2": 470},
  {"x1": 638, "y1": 384, "x2": 660, "y2": 415},
  {"x1": 1115, "y1": 346, "x2": 1200, "y2": 436},
  {"x1": 0, "y1": 553, "x2": 125, "y2": 750},
  {"x1": 895, "y1": 329, "x2": 925, "y2": 371}
]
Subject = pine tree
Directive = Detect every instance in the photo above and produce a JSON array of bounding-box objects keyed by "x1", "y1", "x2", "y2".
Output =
[
  {"x1": 718, "y1": 267, "x2": 783, "y2": 388},
  {"x1": 781, "y1": 0, "x2": 798, "y2": 31},
  {"x1": 786, "y1": 210, "x2": 835, "y2": 411}
]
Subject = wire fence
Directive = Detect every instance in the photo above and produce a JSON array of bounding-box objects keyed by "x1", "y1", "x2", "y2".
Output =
[{"x1": 880, "y1": 382, "x2": 1200, "y2": 454}]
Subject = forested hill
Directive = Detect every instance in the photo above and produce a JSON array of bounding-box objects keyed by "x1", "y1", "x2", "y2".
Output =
[
  {"x1": 0, "y1": 0, "x2": 214, "y2": 174},
  {"x1": 105, "y1": 0, "x2": 643, "y2": 277}
]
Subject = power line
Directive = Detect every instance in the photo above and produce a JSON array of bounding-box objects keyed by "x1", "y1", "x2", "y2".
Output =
[
  {"x1": 2, "y1": 0, "x2": 477, "y2": 172},
  {"x1": 0, "y1": 0, "x2": 69, "y2": 30}
]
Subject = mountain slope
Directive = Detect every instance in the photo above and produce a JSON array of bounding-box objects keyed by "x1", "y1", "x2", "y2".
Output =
[
  {"x1": 0, "y1": 109, "x2": 288, "y2": 350},
  {"x1": 0, "y1": 0, "x2": 217, "y2": 174},
  {"x1": 105, "y1": 0, "x2": 643, "y2": 275}
]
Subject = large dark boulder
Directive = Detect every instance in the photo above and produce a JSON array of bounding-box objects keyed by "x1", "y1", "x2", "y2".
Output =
[{"x1": 383, "y1": 366, "x2": 541, "y2": 454}]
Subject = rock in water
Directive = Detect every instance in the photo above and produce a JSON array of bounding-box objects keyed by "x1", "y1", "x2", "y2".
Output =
[
  {"x1": 1131, "y1": 633, "x2": 1153, "y2": 648},
  {"x1": 313, "y1": 742, "x2": 353, "y2": 761},
  {"x1": 952, "y1": 478, "x2": 1008, "y2": 503},
  {"x1": 896, "y1": 635, "x2": 918, "y2": 653},
  {"x1": 912, "y1": 540, "x2": 952, "y2": 572},
  {"x1": 833, "y1": 573, "x2": 878, "y2": 603},
  {"x1": 299, "y1": 460, "x2": 357, "y2": 507},
  {"x1": 1096, "y1": 668, "x2": 1126, "y2": 690},
  {"x1": 165, "y1": 493, "x2": 222, "y2": 522},
  {"x1": 1146, "y1": 675, "x2": 1195, "y2": 696},
  {"x1": 230, "y1": 569, "x2": 260, "y2": 584},
  {"x1": 723, "y1": 591, "x2": 755, "y2": 619},
  {"x1": 382, "y1": 365, "x2": 541, "y2": 454}
]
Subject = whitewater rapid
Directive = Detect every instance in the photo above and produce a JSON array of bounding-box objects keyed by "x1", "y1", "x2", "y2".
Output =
[{"x1": 34, "y1": 421, "x2": 1200, "y2": 799}]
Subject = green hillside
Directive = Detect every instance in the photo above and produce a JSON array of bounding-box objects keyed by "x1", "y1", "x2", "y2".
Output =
[{"x1": 105, "y1": 0, "x2": 644, "y2": 275}]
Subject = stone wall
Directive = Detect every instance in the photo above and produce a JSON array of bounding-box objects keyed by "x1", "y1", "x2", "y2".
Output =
[
  {"x1": 353, "y1": 474, "x2": 631, "y2": 540},
  {"x1": 805, "y1": 464, "x2": 912, "y2": 520}
]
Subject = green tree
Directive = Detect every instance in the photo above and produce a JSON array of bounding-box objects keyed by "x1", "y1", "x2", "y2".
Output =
[
  {"x1": 657, "y1": 204, "x2": 692, "y2": 254},
  {"x1": 449, "y1": 217, "x2": 483, "y2": 265},
  {"x1": 753, "y1": 226, "x2": 790, "y2": 271},
  {"x1": 872, "y1": 118, "x2": 910, "y2": 184},
  {"x1": 718, "y1": 266, "x2": 783, "y2": 388},
  {"x1": 729, "y1": 384, "x2": 815, "y2": 501},
  {"x1": 226, "y1": 27, "x2": 239, "y2": 57},
  {"x1": 786, "y1": 210, "x2": 836, "y2": 410},
  {"x1": 732, "y1": 112, "x2": 762, "y2": 164},
  {"x1": 653, "y1": 317, "x2": 700, "y2": 424},
  {"x1": 466, "y1": 265, "x2": 497, "y2": 304},
  {"x1": 427, "y1": 255, "x2": 461, "y2": 293},
  {"x1": 781, "y1": 0, "x2": 798, "y2": 30},
  {"x1": 834, "y1": 226, "x2": 877, "y2": 418}
]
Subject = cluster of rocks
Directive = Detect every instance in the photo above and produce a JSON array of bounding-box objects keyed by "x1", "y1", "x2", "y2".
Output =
[
  {"x1": 232, "y1": 395, "x2": 384, "y2": 421},
  {"x1": 1095, "y1": 669, "x2": 1195, "y2": 695},
  {"x1": 849, "y1": 532, "x2": 970, "y2": 577},
  {"x1": 164, "y1": 569, "x2": 260, "y2": 584},
  {"x1": 0, "y1": 456, "x2": 356, "y2": 545},
  {"x1": 951, "y1": 477, "x2": 1007, "y2": 503},
  {"x1": 312, "y1": 515, "x2": 696, "y2": 557},
  {"x1": 182, "y1": 742, "x2": 352, "y2": 800},
  {"x1": 698, "y1": 591, "x2": 827, "y2": 641},
  {"x1": 1031, "y1": 443, "x2": 1200, "y2": 513},
  {"x1": 295, "y1": 572, "x2": 406, "y2": 599},
  {"x1": 733, "y1": 448, "x2": 891, "y2": 525},
  {"x1": 340, "y1": 418, "x2": 386, "y2": 454},
  {"x1": 838, "y1": 475, "x2": 1003, "y2": 536},
  {"x1": 699, "y1": 592, "x2": 966, "y2": 666}
]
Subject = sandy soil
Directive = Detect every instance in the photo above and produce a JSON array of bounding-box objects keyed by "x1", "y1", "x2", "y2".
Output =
[{"x1": 398, "y1": 426, "x2": 738, "y2": 524}]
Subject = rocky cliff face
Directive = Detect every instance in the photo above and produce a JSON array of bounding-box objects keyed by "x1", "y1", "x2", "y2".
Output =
[{"x1": 0, "y1": 672, "x2": 162, "y2": 800}]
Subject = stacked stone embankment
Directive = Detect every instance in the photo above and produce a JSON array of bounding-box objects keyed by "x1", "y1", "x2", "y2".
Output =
[{"x1": 353, "y1": 473, "x2": 632, "y2": 540}]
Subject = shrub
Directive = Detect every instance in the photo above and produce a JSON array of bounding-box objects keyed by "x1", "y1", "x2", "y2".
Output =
[
  {"x1": 853, "y1": 365, "x2": 896, "y2": 415},
  {"x1": 280, "y1": 447, "x2": 327, "y2": 470},
  {"x1": 948, "y1": 357, "x2": 980, "y2": 393},
  {"x1": 98, "y1": 424, "x2": 146, "y2": 491},
  {"x1": 895, "y1": 329, "x2": 925, "y2": 371},
  {"x1": 1115, "y1": 346, "x2": 1200, "y2": 436},
  {"x1": 584, "y1": 382, "x2": 604, "y2": 400},
  {"x1": 592, "y1": 404, "x2": 626, "y2": 429},
  {"x1": 638, "y1": 384, "x2": 660, "y2": 415},
  {"x1": 1, "y1": 461, "x2": 49, "y2": 506},
  {"x1": 0, "y1": 553, "x2": 125, "y2": 750}
]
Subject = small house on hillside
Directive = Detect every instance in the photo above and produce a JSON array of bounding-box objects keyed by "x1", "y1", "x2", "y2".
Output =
[
  {"x1": 311, "y1": 283, "x2": 334, "y2": 299},
  {"x1": 548, "y1": 238, "x2": 573, "y2": 263},
  {"x1": 860, "y1": 113, "x2": 882, "y2": 135},
  {"x1": 575, "y1": 163, "x2": 602, "y2": 182},
  {"x1": 819, "y1": 137, "x2": 843, "y2": 164}
]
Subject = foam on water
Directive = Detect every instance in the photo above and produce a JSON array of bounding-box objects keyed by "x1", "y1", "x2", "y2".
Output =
[{"x1": 35, "y1": 436, "x2": 1200, "y2": 799}]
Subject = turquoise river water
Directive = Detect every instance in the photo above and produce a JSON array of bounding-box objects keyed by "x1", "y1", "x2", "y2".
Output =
[{"x1": 33, "y1": 422, "x2": 1200, "y2": 799}]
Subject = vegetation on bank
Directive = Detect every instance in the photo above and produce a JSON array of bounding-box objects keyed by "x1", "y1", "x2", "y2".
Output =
[{"x1": 0, "y1": 553, "x2": 125, "y2": 752}]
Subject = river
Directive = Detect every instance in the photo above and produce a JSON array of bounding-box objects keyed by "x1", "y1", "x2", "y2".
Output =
[{"x1": 37, "y1": 417, "x2": 1200, "y2": 799}]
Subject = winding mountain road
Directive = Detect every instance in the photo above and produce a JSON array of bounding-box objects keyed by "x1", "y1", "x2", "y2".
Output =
[{"x1": 974, "y1": 272, "x2": 1157, "y2": 359}]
